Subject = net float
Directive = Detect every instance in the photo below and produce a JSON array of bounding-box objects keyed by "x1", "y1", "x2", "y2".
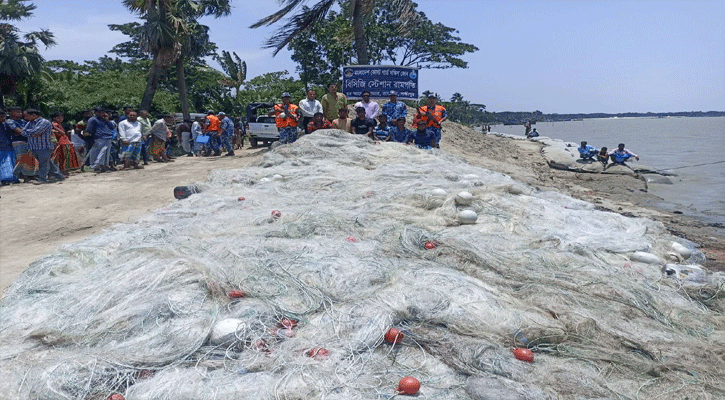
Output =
[
  {"x1": 396, "y1": 376, "x2": 420, "y2": 395},
  {"x1": 513, "y1": 347, "x2": 534, "y2": 362},
  {"x1": 385, "y1": 327, "x2": 404, "y2": 344},
  {"x1": 271, "y1": 210, "x2": 282, "y2": 218},
  {"x1": 280, "y1": 318, "x2": 298, "y2": 329},
  {"x1": 424, "y1": 241, "x2": 436, "y2": 249},
  {"x1": 228, "y1": 290, "x2": 245, "y2": 299},
  {"x1": 346, "y1": 236, "x2": 357, "y2": 242},
  {"x1": 238, "y1": 196, "x2": 245, "y2": 201},
  {"x1": 307, "y1": 347, "x2": 329, "y2": 358}
]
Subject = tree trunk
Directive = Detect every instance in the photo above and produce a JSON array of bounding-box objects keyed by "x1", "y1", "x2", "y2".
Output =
[
  {"x1": 176, "y1": 57, "x2": 190, "y2": 120},
  {"x1": 351, "y1": 0, "x2": 369, "y2": 65},
  {"x1": 140, "y1": 54, "x2": 167, "y2": 112}
]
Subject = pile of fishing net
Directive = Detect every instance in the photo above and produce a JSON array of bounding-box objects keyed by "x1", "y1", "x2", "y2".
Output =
[{"x1": 1, "y1": 129, "x2": 723, "y2": 399}]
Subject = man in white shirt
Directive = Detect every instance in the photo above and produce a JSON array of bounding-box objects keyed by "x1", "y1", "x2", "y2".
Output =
[
  {"x1": 117, "y1": 111, "x2": 144, "y2": 169},
  {"x1": 299, "y1": 89, "x2": 323, "y2": 134},
  {"x1": 191, "y1": 116, "x2": 203, "y2": 156},
  {"x1": 354, "y1": 90, "x2": 380, "y2": 121}
]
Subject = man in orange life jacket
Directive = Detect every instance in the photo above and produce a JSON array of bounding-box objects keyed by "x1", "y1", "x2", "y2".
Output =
[
  {"x1": 269, "y1": 92, "x2": 300, "y2": 144},
  {"x1": 413, "y1": 94, "x2": 447, "y2": 148},
  {"x1": 204, "y1": 110, "x2": 222, "y2": 156}
]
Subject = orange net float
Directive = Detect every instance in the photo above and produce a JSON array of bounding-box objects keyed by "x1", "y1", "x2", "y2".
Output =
[
  {"x1": 228, "y1": 290, "x2": 246, "y2": 299},
  {"x1": 279, "y1": 318, "x2": 298, "y2": 329},
  {"x1": 424, "y1": 241, "x2": 437, "y2": 250},
  {"x1": 238, "y1": 196, "x2": 245, "y2": 201},
  {"x1": 271, "y1": 210, "x2": 282, "y2": 218},
  {"x1": 396, "y1": 376, "x2": 420, "y2": 395},
  {"x1": 307, "y1": 347, "x2": 329, "y2": 359},
  {"x1": 106, "y1": 394, "x2": 125, "y2": 400},
  {"x1": 513, "y1": 347, "x2": 534, "y2": 362},
  {"x1": 384, "y1": 327, "x2": 404, "y2": 344},
  {"x1": 346, "y1": 236, "x2": 357, "y2": 242}
]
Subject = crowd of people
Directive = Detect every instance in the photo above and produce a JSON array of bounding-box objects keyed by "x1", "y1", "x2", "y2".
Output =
[
  {"x1": 0, "y1": 85, "x2": 449, "y2": 186},
  {"x1": 268, "y1": 84, "x2": 448, "y2": 149}
]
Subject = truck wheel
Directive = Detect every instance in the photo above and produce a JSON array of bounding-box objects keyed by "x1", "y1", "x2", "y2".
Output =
[{"x1": 250, "y1": 138, "x2": 258, "y2": 148}]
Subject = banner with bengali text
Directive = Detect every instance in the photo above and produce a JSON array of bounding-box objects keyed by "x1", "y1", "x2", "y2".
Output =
[{"x1": 342, "y1": 65, "x2": 419, "y2": 100}]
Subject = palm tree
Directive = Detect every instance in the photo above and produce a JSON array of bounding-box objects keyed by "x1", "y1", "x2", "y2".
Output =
[
  {"x1": 0, "y1": 0, "x2": 55, "y2": 107},
  {"x1": 251, "y1": 0, "x2": 415, "y2": 66},
  {"x1": 215, "y1": 50, "x2": 246, "y2": 94},
  {"x1": 121, "y1": 0, "x2": 230, "y2": 116}
]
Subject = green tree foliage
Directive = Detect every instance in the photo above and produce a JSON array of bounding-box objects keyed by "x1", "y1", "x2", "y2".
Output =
[
  {"x1": 288, "y1": 1, "x2": 477, "y2": 86},
  {"x1": 119, "y1": 0, "x2": 231, "y2": 116},
  {"x1": 440, "y1": 92, "x2": 490, "y2": 125},
  {"x1": 0, "y1": 0, "x2": 55, "y2": 107}
]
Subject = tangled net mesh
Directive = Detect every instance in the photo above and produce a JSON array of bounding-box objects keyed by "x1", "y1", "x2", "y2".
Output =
[{"x1": 1, "y1": 129, "x2": 724, "y2": 399}]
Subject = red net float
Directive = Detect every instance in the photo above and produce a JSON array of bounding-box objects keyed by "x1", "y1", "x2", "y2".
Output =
[
  {"x1": 424, "y1": 241, "x2": 436, "y2": 249},
  {"x1": 396, "y1": 376, "x2": 420, "y2": 395},
  {"x1": 385, "y1": 327, "x2": 404, "y2": 344},
  {"x1": 228, "y1": 290, "x2": 245, "y2": 299},
  {"x1": 271, "y1": 210, "x2": 282, "y2": 218},
  {"x1": 513, "y1": 347, "x2": 534, "y2": 362}
]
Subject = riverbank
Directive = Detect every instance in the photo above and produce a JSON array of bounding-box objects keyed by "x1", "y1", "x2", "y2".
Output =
[{"x1": 1, "y1": 121, "x2": 723, "y2": 292}]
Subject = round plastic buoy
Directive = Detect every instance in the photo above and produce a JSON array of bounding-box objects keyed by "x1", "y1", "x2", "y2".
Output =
[
  {"x1": 237, "y1": 196, "x2": 245, "y2": 201},
  {"x1": 228, "y1": 290, "x2": 245, "y2": 299},
  {"x1": 431, "y1": 188, "x2": 447, "y2": 197},
  {"x1": 513, "y1": 347, "x2": 534, "y2": 362},
  {"x1": 455, "y1": 191, "x2": 473, "y2": 205},
  {"x1": 671, "y1": 242, "x2": 693, "y2": 259},
  {"x1": 424, "y1": 241, "x2": 436, "y2": 250},
  {"x1": 272, "y1": 174, "x2": 283, "y2": 180},
  {"x1": 259, "y1": 177, "x2": 270, "y2": 183},
  {"x1": 307, "y1": 347, "x2": 329, "y2": 358},
  {"x1": 458, "y1": 210, "x2": 478, "y2": 224},
  {"x1": 385, "y1": 327, "x2": 404, "y2": 344},
  {"x1": 346, "y1": 236, "x2": 357, "y2": 242},
  {"x1": 106, "y1": 394, "x2": 125, "y2": 400},
  {"x1": 396, "y1": 376, "x2": 421, "y2": 395},
  {"x1": 271, "y1": 210, "x2": 282, "y2": 218},
  {"x1": 280, "y1": 318, "x2": 298, "y2": 329}
]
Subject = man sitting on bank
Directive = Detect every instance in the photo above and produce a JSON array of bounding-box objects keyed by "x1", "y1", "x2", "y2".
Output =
[
  {"x1": 307, "y1": 112, "x2": 332, "y2": 133},
  {"x1": 577, "y1": 141, "x2": 598, "y2": 160},
  {"x1": 332, "y1": 108, "x2": 353, "y2": 133},
  {"x1": 609, "y1": 143, "x2": 639, "y2": 165},
  {"x1": 407, "y1": 120, "x2": 437, "y2": 149},
  {"x1": 373, "y1": 114, "x2": 393, "y2": 141},
  {"x1": 391, "y1": 117, "x2": 412, "y2": 143},
  {"x1": 351, "y1": 107, "x2": 376, "y2": 139}
]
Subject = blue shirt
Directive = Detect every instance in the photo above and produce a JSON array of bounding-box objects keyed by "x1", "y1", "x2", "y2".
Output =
[
  {"x1": 374, "y1": 125, "x2": 394, "y2": 140},
  {"x1": 87, "y1": 116, "x2": 116, "y2": 139},
  {"x1": 21, "y1": 117, "x2": 54, "y2": 151},
  {"x1": 382, "y1": 101, "x2": 407, "y2": 121},
  {"x1": 408, "y1": 128, "x2": 436, "y2": 148},
  {"x1": 5, "y1": 118, "x2": 28, "y2": 142},
  {"x1": 221, "y1": 117, "x2": 234, "y2": 136},
  {"x1": 578, "y1": 144, "x2": 598, "y2": 158},
  {"x1": 391, "y1": 126, "x2": 412, "y2": 143},
  {"x1": 0, "y1": 122, "x2": 13, "y2": 151}
]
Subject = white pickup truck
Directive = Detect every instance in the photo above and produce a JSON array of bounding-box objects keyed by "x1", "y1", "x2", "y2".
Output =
[{"x1": 245, "y1": 102, "x2": 280, "y2": 147}]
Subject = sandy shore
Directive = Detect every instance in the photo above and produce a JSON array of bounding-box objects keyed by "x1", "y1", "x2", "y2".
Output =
[{"x1": 2, "y1": 123, "x2": 723, "y2": 292}]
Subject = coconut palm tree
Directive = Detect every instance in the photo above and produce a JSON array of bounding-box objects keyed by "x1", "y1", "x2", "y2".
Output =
[
  {"x1": 121, "y1": 0, "x2": 230, "y2": 116},
  {"x1": 251, "y1": 0, "x2": 415, "y2": 66},
  {"x1": 0, "y1": 0, "x2": 55, "y2": 107}
]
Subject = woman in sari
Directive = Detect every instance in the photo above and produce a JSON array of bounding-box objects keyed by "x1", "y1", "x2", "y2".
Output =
[
  {"x1": 7, "y1": 108, "x2": 39, "y2": 182},
  {"x1": 50, "y1": 112, "x2": 80, "y2": 175}
]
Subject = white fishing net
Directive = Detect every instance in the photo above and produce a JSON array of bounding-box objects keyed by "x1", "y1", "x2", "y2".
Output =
[{"x1": 1, "y1": 129, "x2": 723, "y2": 399}]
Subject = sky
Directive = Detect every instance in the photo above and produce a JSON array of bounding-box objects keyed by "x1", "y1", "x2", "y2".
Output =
[{"x1": 23, "y1": 0, "x2": 725, "y2": 114}]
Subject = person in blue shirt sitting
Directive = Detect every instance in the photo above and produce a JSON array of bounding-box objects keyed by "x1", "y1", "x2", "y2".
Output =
[
  {"x1": 373, "y1": 114, "x2": 393, "y2": 141},
  {"x1": 391, "y1": 117, "x2": 411, "y2": 143},
  {"x1": 407, "y1": 120, "x2": 436, "y2": 149},
  {"x1": 577, "y1": 141, "x2": 598, "y2": 160}
]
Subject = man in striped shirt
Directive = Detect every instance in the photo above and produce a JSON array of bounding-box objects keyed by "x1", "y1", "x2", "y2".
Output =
[{"x1": 21, "y1": 109, "x2": 65, "y2": 184}]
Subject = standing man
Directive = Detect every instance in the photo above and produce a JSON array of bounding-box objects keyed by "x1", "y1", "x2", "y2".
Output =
[
  {"x1": 350, "y1": 107, "x2": 376, "y2": 139},
  {"x1": 5, "y1": 106, "x2": 37, "y2": 182},
  {"x1": 299, "y1": 89, "x2": 323, "y2": 134},
  {"x1": 354, "y1": 91, "x2": 380, "y2": 121},
  {"x1": 382, "y1": 91, "x2": 407, "y2": 121},
  {"x1": 218, "y1": 112, "x2": 235, "y2": 156},
  {"x1": 118, "y1": 105, "x2": 133, "y2": 122},
  {"x1": 0, "y1": 110, "x2": 20, "y2": 184},
  {"x1": 118, "y1": 111, "x2": 144, "y2": 169},
  {"x1": 149, "y1": 114, "x2": 173, "y2": 163},
  {"x1": 21, "y1": 109, "x2": 65, "y2": 183},
  {"x1": 204, "y1": 110, "x2": 221, "y2": 156},
  {"x1": 414, "y1": 94, "x2": 447, "y2": 148},
  {"x1": 87, "y1": 107, "x2": 117, "y2": 172},
  {"x1": 321, "y1": 83, "x2": 347, "y2": 122},
  {"x1": 191, "y1": 116, "x2": 203, "y2": 156},
  {"x1": 138, "y1": 109, "x2": 152, "y2": 165},
  {"x1": 269, "y1": 92, "x2": 300, "y2": 144},
  {"x1": 176, "y1": 119, "x2": 193, "y2": 156}
]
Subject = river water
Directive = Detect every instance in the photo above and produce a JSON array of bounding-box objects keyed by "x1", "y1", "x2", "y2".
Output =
[{"x1": 490, "y1": 117, "x2": 725, "y2": 223}]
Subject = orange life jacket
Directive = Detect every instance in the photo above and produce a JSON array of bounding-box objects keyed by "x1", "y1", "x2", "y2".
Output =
[
  {"x1": 415, "y1": 105, "x2": 446, "y2": 128},
  {"x1": 205, "y1": 115, "x2": 220, "y2": 132},
  {"x1": 274, "y1": 104, "x2": 300, "y2": 128}
]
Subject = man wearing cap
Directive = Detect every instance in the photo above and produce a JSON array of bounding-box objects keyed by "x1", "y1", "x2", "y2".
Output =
[
  {"x1": 218, "y1": 112, "x2": 235, "y2": 156},
  {"x1": 382, "y1": 92, "x2": 407, "y2": 122},
  {"x1": 413, "y1": 94, "x2": 447, "y2": 148},
  {"x1": 204, "y1": 110, "x2": 221, "y2": 156},
  {"x1": 268, "y1": 92, "x2": 300, "y2": 144},
  {"x1": 87, "y1": 107, "x2": 117, "y2": 172},
  {"x1": 354, "y1": 91, "x2": 380, "y2": 120},
  {"x1": 321, "y1": 83, "x2": 347, "y2": 122},
  {"x1": 21, "y1": 109, "x2": 65, "y2": 183},
  {"x1": 299, "y1": 89, "x2": 323, "y2": 135}
]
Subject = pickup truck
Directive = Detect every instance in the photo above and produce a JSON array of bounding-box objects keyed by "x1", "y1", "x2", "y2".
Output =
[{"x1": 245, "y1": 102, "x2": 280, "y2": 147}]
